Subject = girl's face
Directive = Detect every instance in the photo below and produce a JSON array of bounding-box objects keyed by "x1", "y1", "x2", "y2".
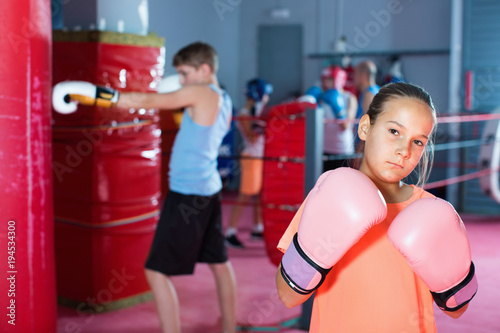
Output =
[{"x1": 358, "y1": 97, "x2": 435, "y2": 185}]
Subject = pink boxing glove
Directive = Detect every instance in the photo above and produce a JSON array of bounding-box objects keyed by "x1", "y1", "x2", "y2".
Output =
[
  {"x1": 388, "y1": 197, "x2": 478, "y2": 311},
  {"x1": 280, "y1": 168, "x2": 387, "y2": 294}
]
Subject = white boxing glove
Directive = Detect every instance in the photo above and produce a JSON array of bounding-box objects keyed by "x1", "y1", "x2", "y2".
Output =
[{"x1": 52, "y1": 81, "x2": 119, "y2": 114}]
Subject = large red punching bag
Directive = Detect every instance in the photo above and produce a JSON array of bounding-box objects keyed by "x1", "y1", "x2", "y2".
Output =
[
  {"x1": 52, "y1": 30, "x2": 164, "y2": 312},
  {"x1": 0, "y1": 0, "x2": 57, "y2": 332}
]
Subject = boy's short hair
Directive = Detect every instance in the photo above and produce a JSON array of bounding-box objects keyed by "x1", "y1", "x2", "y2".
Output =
[{"x1": 172, "y1": 41, "x2": 219, "y2": 73}]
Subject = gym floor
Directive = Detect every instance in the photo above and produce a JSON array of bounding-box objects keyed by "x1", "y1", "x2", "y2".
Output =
[{"x1": 56, "y1": 193, "x2": 500, "y2": 333}]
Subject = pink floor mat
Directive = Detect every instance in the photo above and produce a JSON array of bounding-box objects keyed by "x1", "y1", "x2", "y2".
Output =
[
  {"x1": 56, "y1": 198, "x2": 500, "y2": 332},
  {"x1": 57, "y1": 197, "x2": 301, "y2": 333}
]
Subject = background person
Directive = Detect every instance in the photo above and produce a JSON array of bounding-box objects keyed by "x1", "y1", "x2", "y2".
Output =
[
  {"x1": 225, "y1": 78, "x2": 273, "y2": 249},
  {"x1": 317, "y1": 65, "x2": 358, "y2": 171},
  {"x1": 353, "y1": 60, "x2": 380, "y2": 118}
]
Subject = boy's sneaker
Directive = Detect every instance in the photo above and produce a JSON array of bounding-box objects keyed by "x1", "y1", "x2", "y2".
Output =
[
  {"x1": 250, "y1": 231, "x2": 264, "y2": 241},
  {"x1": 225, "y1": 234, "x2": 245, "y2": 249}
]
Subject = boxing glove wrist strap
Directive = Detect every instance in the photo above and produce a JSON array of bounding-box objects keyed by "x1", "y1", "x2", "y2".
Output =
[
  {"x1": 280, "y1": 233, "x2": 331, "y2": 295},
  {"x1": 68, "y1": 86, "x2": 119, "y2": 108},
  {"x1": 95, "y1": 86, "x2": 119, "y2": 108},
  {"x1": 431, "y1": 262, "x2": 478, "y2": 312}
]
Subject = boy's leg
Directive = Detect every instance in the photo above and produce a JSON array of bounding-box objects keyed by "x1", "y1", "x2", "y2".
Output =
[
  {"x1": 253, "y1": 193, "x2": 263, "y2": 230},
  {"x1": 227, "y1": 193, "x2": 251, "y2": 230},
  {"x1": 226, "y1": 193, "x2": 251, "y2": 248},
  {"x1": 145, "y1": 268, "x2": 181, "y2": 333},
  {"x1": 250, "y1": 156, "x2": 264, "y2": 238},
  {"x1": 228, "y1": 155, "x2": 258, "y2": 237},
  {"x1": 209, "y1": 261, "x2": 237, "y2": 333}
]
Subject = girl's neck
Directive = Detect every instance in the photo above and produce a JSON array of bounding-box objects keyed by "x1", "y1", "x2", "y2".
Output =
[
  {"x1": 376, "y1": 181, "x2": 414, "y2": 204},
  {"x1": 358, "y1": 163, "x2": 414, "y2": 204}
]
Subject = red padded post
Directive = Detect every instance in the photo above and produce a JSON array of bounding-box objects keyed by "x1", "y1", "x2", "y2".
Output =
[
  {"x1": 0, "y1": 0, "x2": 57, "y2": 331},
  {"x1": 261, "y1": 102, "x2": 308, "y2": 266}
]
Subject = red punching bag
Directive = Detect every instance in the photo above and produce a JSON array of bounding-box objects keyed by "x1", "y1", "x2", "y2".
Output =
[
  {"x1": 52, "y1": 30, "x2": 164, "y2": 311},
  {"x1": 0, "y1": 0, "x2": 57, "y2": 332}
]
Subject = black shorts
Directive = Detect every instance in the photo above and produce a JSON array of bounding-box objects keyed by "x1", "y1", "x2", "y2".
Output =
[{"x1": 145, "y1": 190, "x2": 227, "y2": 276}]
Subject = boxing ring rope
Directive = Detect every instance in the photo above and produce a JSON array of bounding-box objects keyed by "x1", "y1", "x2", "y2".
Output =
[
  {"x1": 230, "y1": 110, "x2": 500, "y2": 125},
  {"x1": 435, "y1": 112, "x2": 500, "y2": 124},
  {"x1": 423, "y1": 168, "x2": 495, "y2": 190}
]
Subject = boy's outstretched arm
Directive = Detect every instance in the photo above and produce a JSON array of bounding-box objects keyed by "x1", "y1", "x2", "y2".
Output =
[
  {"x1": 117, "y1": 85, "x2": 200, "y2": 110},
  {"x1": 52, "y1": 80, "x2": 206, "y2": 114}
]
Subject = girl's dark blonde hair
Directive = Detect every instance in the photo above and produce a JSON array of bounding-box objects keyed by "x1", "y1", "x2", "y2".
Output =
[
  {"x1": 363, "y1": 82, "x2": 437, "y2": 186},
  {"x1": 172, "y1": 41, "x2": 218, "y2": 73}
]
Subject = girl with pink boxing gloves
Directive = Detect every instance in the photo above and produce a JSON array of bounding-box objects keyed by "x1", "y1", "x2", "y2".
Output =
[{"x1": 276, "y1": 82, "x2": 477, "y2": 332}]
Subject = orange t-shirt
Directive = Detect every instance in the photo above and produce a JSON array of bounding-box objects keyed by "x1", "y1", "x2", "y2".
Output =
[{"x1": 278, "y1": 186, "x2": 437, "y2": 333}]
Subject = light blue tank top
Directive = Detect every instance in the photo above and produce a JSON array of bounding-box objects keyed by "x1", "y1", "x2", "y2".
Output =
[
  {"x1": 356, "y1": 84, "x2": 380, "y2": 118},
  {"x1": 168, "y1": 84, "x2": 232, "y2": 196}
]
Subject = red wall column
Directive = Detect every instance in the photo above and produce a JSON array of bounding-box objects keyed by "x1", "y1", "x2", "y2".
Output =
[{"x1": 0, "y1": 0, "x2": 57, "y2": 332}]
